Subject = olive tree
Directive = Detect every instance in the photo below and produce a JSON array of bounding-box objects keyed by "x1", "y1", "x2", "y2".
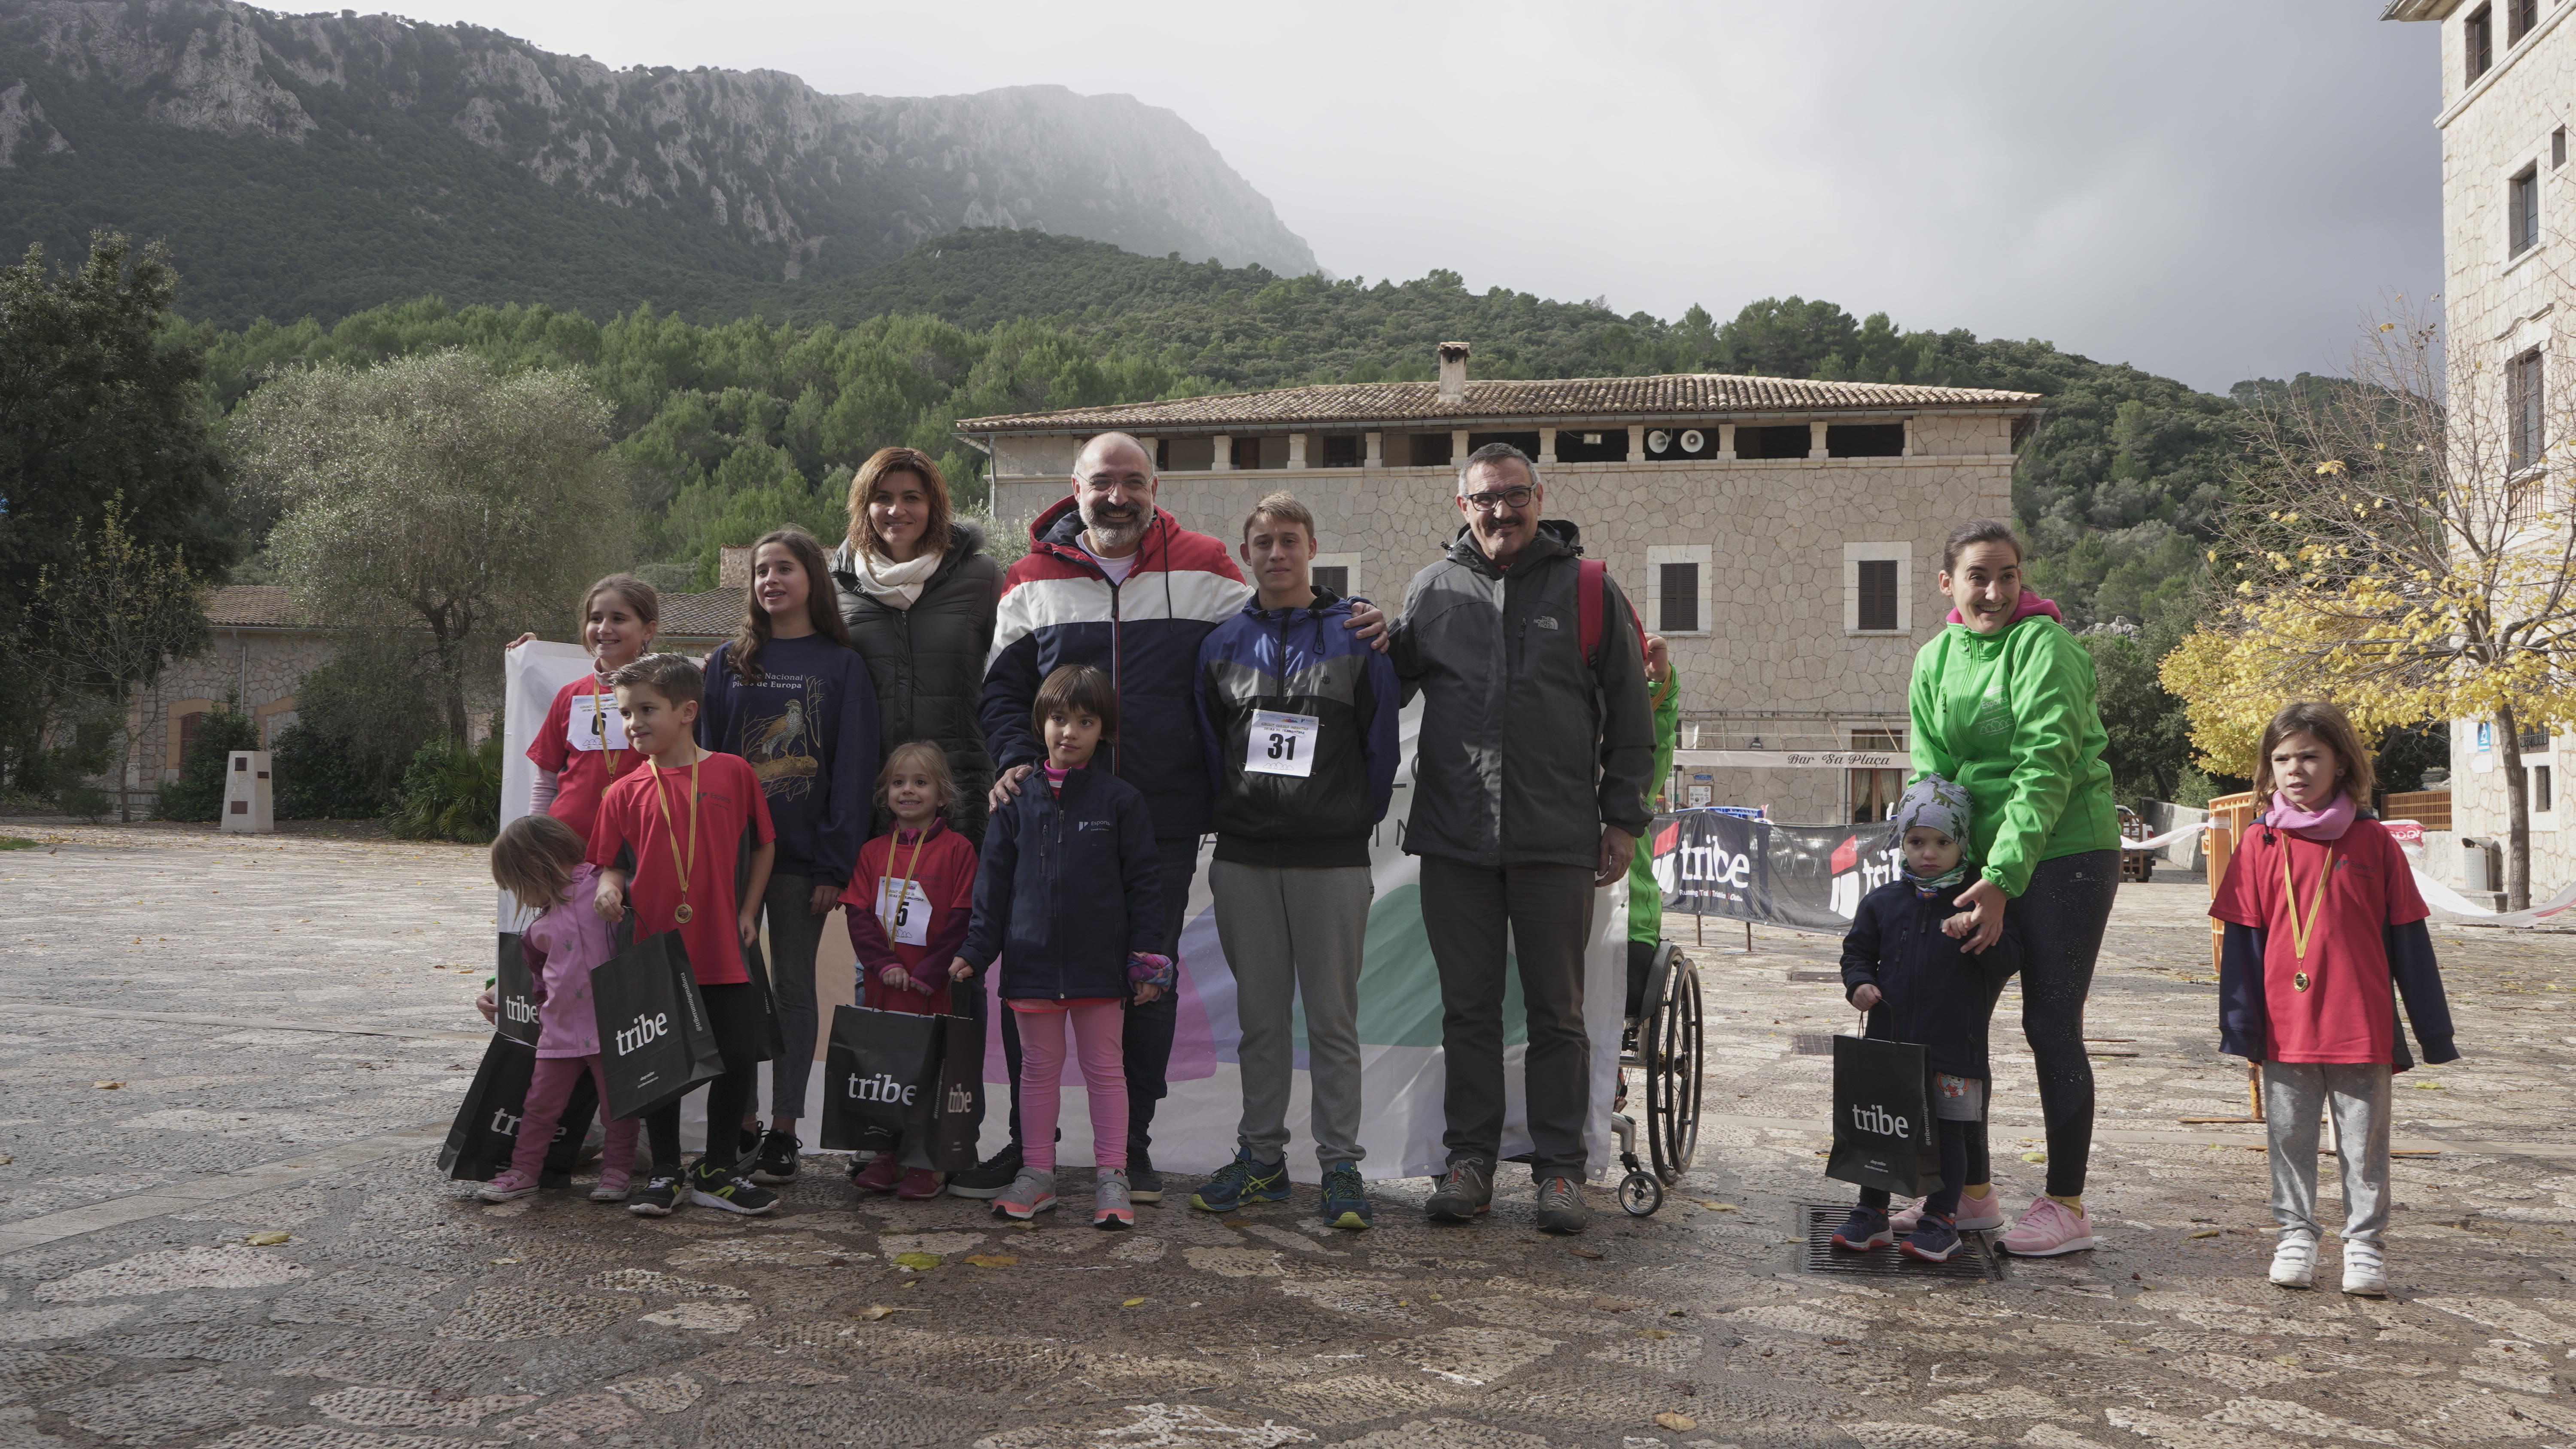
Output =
[{"x1": 231, "y1": 351, "x2": 634, "y2": 740}]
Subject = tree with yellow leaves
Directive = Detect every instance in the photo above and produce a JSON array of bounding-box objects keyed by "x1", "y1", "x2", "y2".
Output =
[{"x1": 2163, "y1": 300, "x2": 2576, "y2": 908}]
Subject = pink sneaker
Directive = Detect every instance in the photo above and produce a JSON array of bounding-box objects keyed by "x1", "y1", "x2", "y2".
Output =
[
  {"x1": 850, "y1": 1155, "x2": 901, "y2": 1194},
  {"x1": 1998, "y1": 1195, "x2": 2099, "y2": 1256},
  {"x1": 477, "y1": 1170, "x2": 539, "y2": 1203},
  {"x1": 1896, "y1": 1186, "x2": 2005, "y2": 1233},
  {"x1": 1886, "y1": 1197, "x2": 1928, "y2": 1231},
  {"x1": 589, "y1": 1167, "x2": 632, "y2": 1203},
  {"x1": 893, "y1": 1168, "x2": 944, "y2": 1200}
]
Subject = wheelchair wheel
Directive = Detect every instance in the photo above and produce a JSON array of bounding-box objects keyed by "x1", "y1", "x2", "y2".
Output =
[
  {"x1": 1618, "y1": 1169, "x2": 1663, "y2": 1217},
  {"x1": 1642, "y1": 945, "x2": 1703, "y2": 1186}
]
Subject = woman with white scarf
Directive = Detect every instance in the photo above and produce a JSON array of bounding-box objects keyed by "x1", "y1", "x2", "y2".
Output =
[{"x1": 832, "y1": 447, "x2": 1002, "y2": 843}]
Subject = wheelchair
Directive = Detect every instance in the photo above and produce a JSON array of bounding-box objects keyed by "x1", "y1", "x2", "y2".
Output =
[{"x1": 1610, "y1": 939, "x2": 1704, "y2": 1216}]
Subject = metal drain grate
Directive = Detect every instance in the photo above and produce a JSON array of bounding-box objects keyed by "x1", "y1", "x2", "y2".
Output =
[
  {"x1": 1797, "y1": 1202, "x2": 2007, "y2": 1281},
  {"x1": 1791, "y1": 1035, "x2": 1836, "y2": 1055}
]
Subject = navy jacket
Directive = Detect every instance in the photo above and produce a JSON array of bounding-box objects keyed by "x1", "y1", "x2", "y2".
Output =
[
  {"x1": 979, "y1": 499, "x2": 1252, "y2": 840},
  {"x1": 2218, "y1": 921, "x2": 2457, "y2": 1070},
  {"x1": 959, "y1": 764, "x2": 1165, "y2": 1000},
  {"x1": 695, "y1": 633, "x2": 878, "y2": 888},
  {"x1": 1196, "y1": 587, "x2": 1400, "y2": 870},
  {"x1": 1839, "y1": 877, "x2": 2024, "y2": 1081}
]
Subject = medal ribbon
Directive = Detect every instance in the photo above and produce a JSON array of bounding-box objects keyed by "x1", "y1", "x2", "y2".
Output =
[
  {"x1": 651, "y1": 752, "x2": 701, "y2": 923},
  {"x1": 2280, "y1": 837, "x2": 2336, "y2": 961},
  {"x1": 589, "y1": 675, "x2": 621, "y2": 795},
  {"x1": 879, "y1": 831, "x2": 930, "y2": 938}
]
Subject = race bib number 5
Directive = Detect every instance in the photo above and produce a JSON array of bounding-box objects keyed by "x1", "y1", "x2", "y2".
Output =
[
  {"x1": 1246, "y1": 709, "x2": 1320, "y2": 779},
  {"x1": 876, "y1": 878, "x2": 932, "y2": 946}
]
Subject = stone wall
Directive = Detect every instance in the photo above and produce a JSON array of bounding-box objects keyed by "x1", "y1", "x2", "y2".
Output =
[{"x1": 128, "y1": 629, "x2": 338, "y2": 788}]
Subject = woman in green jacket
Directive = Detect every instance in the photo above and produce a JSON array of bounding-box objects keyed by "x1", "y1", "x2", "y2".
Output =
[{"x1": 1909, "y1": 518, "x2": 2122, "y2": 1258}]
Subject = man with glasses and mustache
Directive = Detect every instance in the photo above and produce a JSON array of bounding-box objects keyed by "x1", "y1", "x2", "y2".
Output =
[
  {"x1": 969, "y1": 431, "x2": 1385, "y2": 1205},
  {"x1": 1389, "y1": 442, "x2": 1655, "y2": 1234}
]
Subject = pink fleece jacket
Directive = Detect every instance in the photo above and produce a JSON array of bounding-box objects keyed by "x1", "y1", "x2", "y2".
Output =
[{"x1": 1945, "y1": 589, "x2": 2065, "y2": 628}]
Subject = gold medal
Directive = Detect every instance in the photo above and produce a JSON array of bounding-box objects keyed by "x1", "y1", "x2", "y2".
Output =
[
  {"x1": 2279, "y1": 838, "x2": 2336, "y2": 961},
  {"x1": 2293, "y1": 970, "x2": 2310, "y2": 991},
  {"x1": 674, "y1": 903, "x2": 693, "y2": 924},
  {"x1": 651, "y1": 752, "x2": 702, "y2": 929}
]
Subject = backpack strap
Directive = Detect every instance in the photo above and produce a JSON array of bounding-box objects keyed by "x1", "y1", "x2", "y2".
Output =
[{"x1": 1577, "y1": 558, "x2": 1647, "y2": 667}]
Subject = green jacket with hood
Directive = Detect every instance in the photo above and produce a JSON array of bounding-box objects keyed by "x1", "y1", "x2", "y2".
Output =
[{"x1": 1907, "y1": 591, "x2": 2120, "y2": 897}]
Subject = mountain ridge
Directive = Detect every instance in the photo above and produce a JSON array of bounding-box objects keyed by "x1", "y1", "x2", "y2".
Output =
[{"x1": 0, "y1": 0, "x2": 1317, "y2": 324}]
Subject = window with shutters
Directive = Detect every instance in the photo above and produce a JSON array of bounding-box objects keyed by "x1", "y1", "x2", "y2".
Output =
[
  {"x1": 1321, "y1": 435, "x2": 1362, "y2": 468},
  {"x1": 2512, "y1": 166, "x2": 2540, "y2": 256},
  {"x1": 2557, "y1": 127, "x2": 2568, "y2": 170},
  {"x1": 1844, "y1": 543, "x2": 1911, "y2": 634},
  {"x1": 2536, "y1": 764, "x2": 2555, "y2": 813},
  {"x1": 2511, "y1": 348, "x2": 2544, "y2": 478},
  {"x1": 1311, "y1": 565, "x2": 1349, "y2": 597},
  {"x1": 1657, "y1": 563, "x2": 1700, "y2": 634},
  {"x1": 2469, "y1": 5, "x2": 2494, "y2": 82},
  {"x1": 2510, "y1": 0, "x2": 2537, "y2": 44},
  {"x1": 1646, "y1": 544, "x2": 1710, "y2": 637},
  {"x1": 1848, "y1": 730, "x2": 1907, "y2": 825},
  {"x1": 1231, "y1": 437, "x2": 1265, "y2": 470}
]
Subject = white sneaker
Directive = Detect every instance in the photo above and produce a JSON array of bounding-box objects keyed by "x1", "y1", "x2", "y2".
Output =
[
  {"x1": 2269, "y1": 1232, "x2": 2317, "y2": 1289},
  {"x1": 2341, "y1": 1241, "x2": 2388, "y2": 1297}
]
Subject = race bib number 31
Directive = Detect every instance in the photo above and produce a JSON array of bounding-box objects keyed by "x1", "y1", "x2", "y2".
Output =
[
  {"x1": 876, "y1": 878, "x2": 932, "y2": 946},
  {"x1": 1246, "y1": 709, "x2": 1320, "y2": 779}
]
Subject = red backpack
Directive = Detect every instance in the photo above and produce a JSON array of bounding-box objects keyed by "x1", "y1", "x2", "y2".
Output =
[{"x1": 1574, "y1": 558, "x2": 1646, "y2": 669}]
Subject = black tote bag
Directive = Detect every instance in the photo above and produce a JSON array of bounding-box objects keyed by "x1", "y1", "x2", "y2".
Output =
[
  {"x1": 1825, "y1": 1032, "x2": 1943, "y2": 1197},
  {"x1": 819, "y1": 1005, "x2": 944, "y2": 1152},
  {"x1": 924, "y1": 1003, "x2": 987, "y2": 1172},
  {"x1": 437, "y1": 1033, "x2": 601, "y2": 1182},
  {"x1": 493, "y1": 933, "x2": 541, "y2": 1048},
  {"x1": 589, "y1": 928, "x2": 726, "y2": 1122}
]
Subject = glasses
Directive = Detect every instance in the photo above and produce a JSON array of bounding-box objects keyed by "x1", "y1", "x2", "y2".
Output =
[{"x1": 1461, "y1": 486, "x2": 1534, "y2": 512}]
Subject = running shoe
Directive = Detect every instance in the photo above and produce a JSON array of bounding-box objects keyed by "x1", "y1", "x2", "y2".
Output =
[
  {"x1": 1832, "y1": 1206, "x2": 1893, "y2": 1251},
  {"x1": 1320, "y1": 1162, "x2": 1372, "y2": 1230},
  {"x1": 628, "y1": 1175, "x2": 683, "y2": 1217},
  {"x1": 2340, "y1": 1241, "x2": 2388, "y2": 1297},
  {"x1": 1534, "y1": 1176, "x2": 1589, "y2": 1235},
  {"x1": 687, "y1": 1160, "x2": 779, "y2": 1216},
  {"x1": 477, "y1": 1170, "x2": 539, "y2": 1204},
  {"x1": 589, "y1": 1167, "x2": 631, "y2": 1203},
  {"x1": 1127, "y1": 1142, "x2": 1163, "y2": 1204},
  {"x1": 1094, "y1": 1170, "x2": 1134, "y2": 1230},
  {"x1": 948, "y1": 1142, "x2": 1023, "y2": 1200},
  {"x1": 1892, "y1": 1187, "x2": 2005, "y2": 1233},
  {"x1": 1902, "y1": 1211, "x2": 1962, "y2": 1261},
  {"x1": 1190, "y1": 1150, "x2": 1290, "y2": 1213},
  {"x1": 1997, "y1": 1195, "x2": 2099, "y2": 1257},
  {"x1": 1425, "y1": 1161, "x2": 1492, "y2": 1222},
  {"x1": 994, "y1": 1166, "x2": 1057, "y2": 1221},
  {"x1": 750, "y1": 1129, "x2": 800, "y2": 1184},
  {"x1": 893, "y1": 1168, "x2": 943, "y2": 1200},
  {"x1": 850, "y1": 1154, "x2": 902, "y2": 1194},
  {"x1": 2271, "y1": 1231, "x2": 2317, "y2": 1289}
]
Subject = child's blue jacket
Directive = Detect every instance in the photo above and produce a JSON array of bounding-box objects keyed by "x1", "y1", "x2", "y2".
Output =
[
  {"x1": 960, "y1": 764, "x2": 1164, "y2": 1000},
  {"x1": 1838, "y1": 877, "x2": 2023, "y2": 1080}
]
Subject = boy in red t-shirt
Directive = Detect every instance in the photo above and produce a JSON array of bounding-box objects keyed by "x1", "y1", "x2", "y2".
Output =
[
  {"x1": 588, "y1": 652, "x2": 780, "y2": 1219},
  {"x1": 2212, "y1": 700, "x2": 2458, "y2": 1297}
]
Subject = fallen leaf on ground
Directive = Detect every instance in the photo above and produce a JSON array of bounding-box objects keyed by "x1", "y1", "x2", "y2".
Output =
[
  {"x1": 2020, "y1": 1151, "x2": 2048, "y2": 1163},
  {"x1": 893, "y1": 1252, "x2": 942, "y2": 1270},
  {"x1": 1121, "y1": 1298, "x2": 1145, "y2": 1308},
  {"x1": 94, "y1": 1081, "x2": 122, "y2": 1089},
  {"x1": 2187, "y1": 1228, "x2": 2221, "y2": 1239},
  {"x1": 1700, "y1": 1201, "x2": 1738, "y2": 1211},
  {"x1": 245, "y1": 1232, "x2": 291, "y2": 1246},
  {"x1": 857, "y1": 1304, "x2": 919, "y2": 1321},
  {"x1": 1655, "y1": 1412, "x2": 1699, "y2": 1431},
  {"x1": 963, "y1": 1255, "x2": 1017, "y2": 1267},
  {"x1": 1570, "y1": 1247, "x2": 1605, "y2": 1260}
]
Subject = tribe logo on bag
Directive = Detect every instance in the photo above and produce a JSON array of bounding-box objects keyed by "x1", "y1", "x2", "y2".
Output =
[
  {"x1": 846, "y1": 1070, "x2": 917, "y2": 1106},
  {"x1": 614, "y1": 1011, "x2": 672, "y2": 1068},
  {"x1": 1848, "y1": 1101, "x2": 1912, "y2": 1140}
]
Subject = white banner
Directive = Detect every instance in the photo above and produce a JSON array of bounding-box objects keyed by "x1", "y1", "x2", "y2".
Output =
[{"x1": 499, "y1": 641, "x2": 599, "y2": 934}]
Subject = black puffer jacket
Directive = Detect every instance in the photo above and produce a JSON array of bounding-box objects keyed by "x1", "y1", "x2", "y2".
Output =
[
  {"x1": 832, "y1": 521, "x2": 1003, "y2": 841},
  {"x1": 1838, "y1": 878, "x2": 2023, "y2": 1080}
]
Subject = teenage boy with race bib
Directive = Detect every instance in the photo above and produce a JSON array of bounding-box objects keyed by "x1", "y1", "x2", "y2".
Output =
[{"x1": 1190, "y1": 492, "x2": 1398, "y2": 1228}]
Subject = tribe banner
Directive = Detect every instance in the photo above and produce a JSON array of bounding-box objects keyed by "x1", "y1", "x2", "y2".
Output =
[
  {"x1": 502, "y1": 643, "x2": 1627, "y2": 1183},
  {"x1": 1647, "y1": 809, "x2": 1902, "y2": 932}
]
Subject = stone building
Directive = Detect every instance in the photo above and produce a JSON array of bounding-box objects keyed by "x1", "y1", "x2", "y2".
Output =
[
  {"x1": 2392, "y1": 0, "x2": 2576, "y2": 888},
  {"x1": 957, "y1": 345, "x2": 2043, "y2": 823}
]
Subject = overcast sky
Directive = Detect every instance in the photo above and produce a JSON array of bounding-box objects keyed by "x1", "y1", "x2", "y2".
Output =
[{"x1": 386, "y1": 0, "x2": 2439, "y2": 396}]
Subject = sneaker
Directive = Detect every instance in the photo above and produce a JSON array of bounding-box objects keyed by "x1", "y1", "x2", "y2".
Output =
[
  {"x1": 850, "y1": 1154, "x2": 902, "y2": 1194},
  {"x1": 893, "y1": 1168, "x2": 943, "y2": 1200},
  {"x1": 1425, "y1": 1161, "x2": 1493, "y2": 1222},
  {"x1": 628, "y1": 1174, "x2": 683, "y2": 1217},
  {"x1": 1832, "y1": 1206, "x2": 1893, "y2": 1251},
  {"x1": 1127, "y1": 1142, "x2": 1163, "y2": 1204},
  {"x1": 477, "y1": 1170, "x2": 539, "y2": 1204},
  {"x1": 1902, "y1": 1211, "x2": 1962, "y2": 1262},
  {"x1": 1534, "y1": 1176, "x2": 1589, "y2": 1235},
  {"x1": 2341, "y1": 1240, "x2": 2388, "y2": 1297},
  {"x1": 589, "y1": 1168, "x2": 632, "y2": 1203},
  {"x1": 750, "y1": 1129, "x2": 800, "y2": 1184},
  {"x1": 1320, "y1": 1162, "x2": 1372, "y2": 1230},
  {"x1": 1892, "y1": 1187, "x2": 2006, "y2": 1234},
  {"x1": 994, "y1": 1165, "x2": 1057, "y2": 1221},
  {"x1": 1998, "y1": 1196, "x2": 2099, "y2": 1257},
  {"x1": 739, "y1": 1123, "x2": 762, "y2": 1158},
  {"x1": 2271, "y1": 1231, "x2": 2318, "y2": 1289},
  {"x1": 948, "y1": 1143, "x2": 1023, "y2": 1200},
  {"x1": 687, "y1": 1159, "x2": 779, "y2": 1216},
  {"x1": 1190, "y1": 1150, "x2": 1290, "y2": 1213},
  {"x1": 1094, "y1": 1169, "x2": 1134, "y2": 1230}
]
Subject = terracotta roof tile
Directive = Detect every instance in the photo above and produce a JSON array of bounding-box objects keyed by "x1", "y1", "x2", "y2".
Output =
[
  {"x1": 657, "y1": 590, "x2": 740, "y2": 640},
  {"x1": 955, "y1": 372, "x2": 2042, "y2": 432},
  {"x1": 205, "y1": 585, "x2": 302, "y2": 628}
]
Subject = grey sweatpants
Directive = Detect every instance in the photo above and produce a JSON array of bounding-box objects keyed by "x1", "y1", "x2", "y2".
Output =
[
  {"x1": 2263, "y1": 1061, "x2": 2392, "y2": 1246},
  {"x1": 1209, "y1": 860, "x2": 1373, "y2": 1168},
  {"x1": 1419, "y1": 856, "x2": 1595, "y2": 1182},
  {"x1": 750, "y1": 873, "x2": 830, "y2": 1121}
]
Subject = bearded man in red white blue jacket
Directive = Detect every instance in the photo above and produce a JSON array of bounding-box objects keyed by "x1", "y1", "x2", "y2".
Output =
[{"x1": 964, "y1": 430, "x2": 1385, "y2": 1204}]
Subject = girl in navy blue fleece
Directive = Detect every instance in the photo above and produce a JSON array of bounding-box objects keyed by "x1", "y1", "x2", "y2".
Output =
[
  {"x1": 953, "y1": 663, "x2": 1169, "y2": 1230},
  {"x1": 696, "y1": 526, "x2": 880, "y2": 1183},
  {"x1": 1832, "y1": 776, "x2": 2022, "y2": 1262}
]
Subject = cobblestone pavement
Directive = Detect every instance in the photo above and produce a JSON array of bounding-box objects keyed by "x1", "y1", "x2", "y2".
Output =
[{"x1": 9, "y1": 818, "x2": 2576, "y2": 1448}]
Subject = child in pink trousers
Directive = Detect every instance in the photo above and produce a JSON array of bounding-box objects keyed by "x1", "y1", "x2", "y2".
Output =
[{"x1": 480, "y1": 812, "x2": 642, "y2": 1203}]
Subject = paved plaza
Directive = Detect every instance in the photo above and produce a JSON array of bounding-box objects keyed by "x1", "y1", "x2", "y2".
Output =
[{"x1": 9, "y1": 821, "x2": 2576, "y2": 1447}]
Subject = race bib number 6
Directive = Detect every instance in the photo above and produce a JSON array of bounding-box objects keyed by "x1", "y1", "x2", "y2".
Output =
[
  {"x1": 1246, "y1": 709, "x2": 1320, "y2": 779},
  {"x1": 568, "y1": 693, "x2": 630, "y2": 752}
]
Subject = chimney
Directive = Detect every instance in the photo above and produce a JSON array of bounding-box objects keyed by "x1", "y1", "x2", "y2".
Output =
[
  {"x1": 1437, "y1": 341, "x2": 1470, "y2": 401},
  {"x1": 719, "y1": 545, "x2": 754, "y2": 591}
]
